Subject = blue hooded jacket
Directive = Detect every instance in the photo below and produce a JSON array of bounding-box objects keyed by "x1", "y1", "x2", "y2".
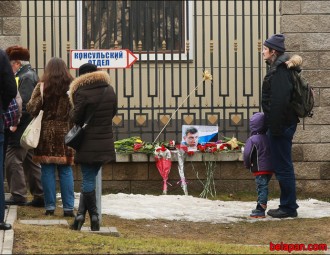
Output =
[{"x1": 243, "y1": 112, "x2": 274, "y2": 174}]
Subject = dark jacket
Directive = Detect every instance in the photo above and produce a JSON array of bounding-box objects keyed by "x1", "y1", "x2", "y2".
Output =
[
  {"x1": 7, "y1": 64, "x2": 38, "y2": 146},
  {"x1": 68, "y1": 71, "x2": 117, "y2": 164},
  {"x1": 262, "y1": 53, "x2": 299, "y2": 136},
  {"x1": 26, "y1": 82, "x2": 74, "y2": 165},
  {"x1": 0, "y1": 49, "x2": 17, "y2": 133},
  {"x1": 243, "y1": 112, "x2": 273, "y2": 174}
]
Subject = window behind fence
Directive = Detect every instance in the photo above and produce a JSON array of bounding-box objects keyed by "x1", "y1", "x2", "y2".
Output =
[{"x1": 83, "y1": 1, "x2": 185, "y2": 53}]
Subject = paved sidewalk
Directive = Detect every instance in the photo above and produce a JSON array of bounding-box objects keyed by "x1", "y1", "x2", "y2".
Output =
[
  {"x1": 0, "y1": 202, "x2": 119, "y2": 254},
  {"x1": 0, "y1": 205, "x2": 17, "y2": 254}
]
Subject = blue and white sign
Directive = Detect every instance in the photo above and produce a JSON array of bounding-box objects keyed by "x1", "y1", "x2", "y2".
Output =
[{"x1": 70, "y1": 49, "x2": 138, "y2": 69}]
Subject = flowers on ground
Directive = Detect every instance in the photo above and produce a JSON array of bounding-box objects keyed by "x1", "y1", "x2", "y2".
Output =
[
  {"x1": 114, "y1": 136, "x2": 244, "y2": 155},
  {"x1": 114, "y1": 136, "x2": 244, "y2": 197}
]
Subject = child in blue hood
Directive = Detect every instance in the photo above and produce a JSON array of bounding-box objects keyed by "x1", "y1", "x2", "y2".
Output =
[{"x1": 244, "y1": 112, "x2": 274, "y2": 218}]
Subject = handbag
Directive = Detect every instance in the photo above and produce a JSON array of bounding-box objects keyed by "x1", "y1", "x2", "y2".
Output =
[
  {"x1": 20, "y1": 83, "x2": 44, "y2": 150},
  {"x1": 64, "y1": 124, "x2": 85, "y2": 150},
  {"x1": 65, "y1": 87, "x2": 108, "y2": 150}
]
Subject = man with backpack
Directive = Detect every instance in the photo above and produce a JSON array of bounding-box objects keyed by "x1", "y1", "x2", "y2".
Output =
[{"x1": 261, "y1": 34, "x2": 304, "y2": 218}]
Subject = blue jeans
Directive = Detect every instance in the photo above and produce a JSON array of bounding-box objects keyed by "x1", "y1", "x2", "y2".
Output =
[
  {"x1": 0, "y1": 133, "x2": 5, "y2": 222},
  {"x1": 80, "y1": 163, "x2": 101, "y2": 193},
  {"x1": 255, "y1": 174, "x2": 272, "y2": 205},
  {"x1": 268, "y1": 124, "x2": 299, "y2": 212},
  {"x1": 41, "y1": 164, "x2": 74, "y2": 211}
]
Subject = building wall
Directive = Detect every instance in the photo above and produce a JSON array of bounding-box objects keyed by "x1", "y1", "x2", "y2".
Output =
[
  {"x1": 281, "y1": 0, "x2": 330, "y2": 196},
  {"x1": 0, "y1": 1, "x2": 21, "y2": 49}
]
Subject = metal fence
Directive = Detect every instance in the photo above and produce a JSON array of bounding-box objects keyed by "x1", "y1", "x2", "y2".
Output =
[{"x1": 21, "y1": 0, "x2": 279, "y2": 142}]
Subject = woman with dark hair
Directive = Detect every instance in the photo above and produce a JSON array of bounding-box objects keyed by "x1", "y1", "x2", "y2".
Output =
[
  {"x1": 27, "y1": 57, "x2": 75, "y2": 216},
  {"x1": 68, "y1": 63, "x2": 117, "y2": 231}
]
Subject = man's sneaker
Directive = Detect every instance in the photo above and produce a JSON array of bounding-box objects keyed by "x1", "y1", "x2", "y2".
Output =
[
  {"x1": 267, "y1": 208, "x2": 298, "y2": 218},
  {"x1": 250, "y1": 209, "x2": 266, "y2": 218}
]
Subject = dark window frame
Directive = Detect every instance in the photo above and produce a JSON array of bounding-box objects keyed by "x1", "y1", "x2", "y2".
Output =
[{"x1": 80, "y1": 0, "x2": 190, "y2": 59}]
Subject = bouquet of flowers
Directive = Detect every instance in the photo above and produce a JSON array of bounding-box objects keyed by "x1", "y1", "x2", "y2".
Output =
[
  {"x1": 216, "y1": 136, "x2": 245, "y2": 152},
  {"x1": 115, "y1": 136, "x2": 155, "y2": 155},
  {"x1": 154, "y1": 145, "x2": 172, "y2": 195},
  {"x1": 176, "y1": 144, "x2": 189, "y2": 195}
]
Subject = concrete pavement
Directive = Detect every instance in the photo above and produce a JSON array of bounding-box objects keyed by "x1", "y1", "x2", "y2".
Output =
[
  {"x1": 0, "y1": 200, "x2": 119, "y2": 254},
  {"x1": 0, "y1": 205, "x2": 16, "y2": 254}
]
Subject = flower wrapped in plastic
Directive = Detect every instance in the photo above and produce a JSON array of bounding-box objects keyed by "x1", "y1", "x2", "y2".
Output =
[
  {"x1": 154, "y1": 145, "x2": 172, "y2": 195},
  {"x1": 176, "y1": 144, "x2": 189, "y2": 195}
]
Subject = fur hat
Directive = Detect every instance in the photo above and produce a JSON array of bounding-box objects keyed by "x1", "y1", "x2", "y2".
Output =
[
  {"x1": 6, "y1": 46, "x2": 30, "y2": 61},
  {"x1": 79, "y1": 63, "x2": 98, "y2": 76},
  {"x1": 264, "y1": 34, "x2": 286, "y2": 53}
]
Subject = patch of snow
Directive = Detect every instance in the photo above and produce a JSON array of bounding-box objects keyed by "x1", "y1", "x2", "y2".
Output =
[{"x1": 73, "y1": 193, "x2": 330, "y2": 224}]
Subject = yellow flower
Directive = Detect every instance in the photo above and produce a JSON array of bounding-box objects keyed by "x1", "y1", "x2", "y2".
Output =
[
  {"x1": 226, "y1": 137, "x2": 238, "y2": 150},
  {"x1": 135, "y1": 138, "x2": 143, "y2": 143},
  {"x1": 203, "y1": 70, "x2": 213, "y2": 81}
]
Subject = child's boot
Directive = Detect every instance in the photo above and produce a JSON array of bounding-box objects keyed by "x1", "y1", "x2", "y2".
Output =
[{"x1": 250, "y1": 203, "x2": 267, "y2": 218}]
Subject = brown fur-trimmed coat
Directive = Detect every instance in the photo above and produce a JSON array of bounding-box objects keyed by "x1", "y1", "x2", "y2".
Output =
[
  {"x1": 27, "y1": 83, "x2": 74, "y2": 165},
  {"x1": 68, "y1": 71, "x2": 117, "y2": 164}
]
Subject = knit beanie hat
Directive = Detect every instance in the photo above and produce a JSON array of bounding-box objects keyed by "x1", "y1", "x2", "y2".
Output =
[
  {"x1": 5, "y1": 46, "x2": 30, "y2": 61},
  {"x1": 264, "y1": 34, "x2": 286, "y2": 53},
  {"x1": 78, "y1": 63, "x2": 98, "y2": 76}
]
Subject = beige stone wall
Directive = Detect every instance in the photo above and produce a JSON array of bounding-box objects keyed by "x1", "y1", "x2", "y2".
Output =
[
  {"x1": 70, "y1": 152, "x2": 330, "y2": 197},
  {"x1": 281, "y1": 0, "x2": 330, "y2": 194},
  {"x1": 0, "y1": 1, "x2": 21, "y2": 49}
]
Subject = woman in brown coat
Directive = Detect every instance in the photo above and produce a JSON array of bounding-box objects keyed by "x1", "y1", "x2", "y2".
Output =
[
  {"x1": 27, "y1": 57, "x2": 75, "y2": 217},
  {"x1": 68, "y1": 63, "x2": 117, "y2": 231}
]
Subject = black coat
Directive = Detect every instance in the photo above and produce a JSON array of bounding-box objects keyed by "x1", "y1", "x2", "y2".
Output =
[
  {"x1": 0, "y1": 49, "x2": 17, "y2": 133},
  {"x1": 262, "y1": 53, "x2": 299, "y2": 136},
  {"x1": 68, "y1": 71, "x2": 117, "y2": 164}
]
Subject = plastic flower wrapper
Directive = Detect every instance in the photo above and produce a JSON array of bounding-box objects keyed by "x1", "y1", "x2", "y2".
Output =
[
  {"x1": 176, "y1": 144, "x2": 189, "y2": 195},
  {"x1": 154, "y1": 145, "x2": 172, "y2": 195}
]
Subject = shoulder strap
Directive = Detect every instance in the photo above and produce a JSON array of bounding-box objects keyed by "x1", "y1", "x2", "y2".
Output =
[
  {"x1": 83, "y1": 86, "x2": 108, "y2": 127},
  {"x1": 40, "y1": 82, "x2": 44, "y2": 105}
]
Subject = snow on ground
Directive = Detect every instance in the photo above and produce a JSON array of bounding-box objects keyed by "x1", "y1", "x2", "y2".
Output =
[{"x1": 74, "y1": 193, "x2": 330, "y2": 224}]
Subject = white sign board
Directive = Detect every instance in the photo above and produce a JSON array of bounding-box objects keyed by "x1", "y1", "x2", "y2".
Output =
[{"x1": 70, "y1": 49, "x2": 138, "y2": 69}]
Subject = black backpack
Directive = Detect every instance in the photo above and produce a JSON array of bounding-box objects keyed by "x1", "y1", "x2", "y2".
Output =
[{"x1": 290, "y1": 70, "x2": 314, "y2": 118}]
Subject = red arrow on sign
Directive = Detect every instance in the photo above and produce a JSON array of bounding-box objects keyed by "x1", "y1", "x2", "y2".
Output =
[{"x1": 126, "y1": 49, "x2": 138, "y2": 68}]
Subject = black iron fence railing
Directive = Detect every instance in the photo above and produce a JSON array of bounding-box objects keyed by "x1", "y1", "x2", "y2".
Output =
[{"x1": 21, "y1": 0, "x2": 279, "y2": 142}]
